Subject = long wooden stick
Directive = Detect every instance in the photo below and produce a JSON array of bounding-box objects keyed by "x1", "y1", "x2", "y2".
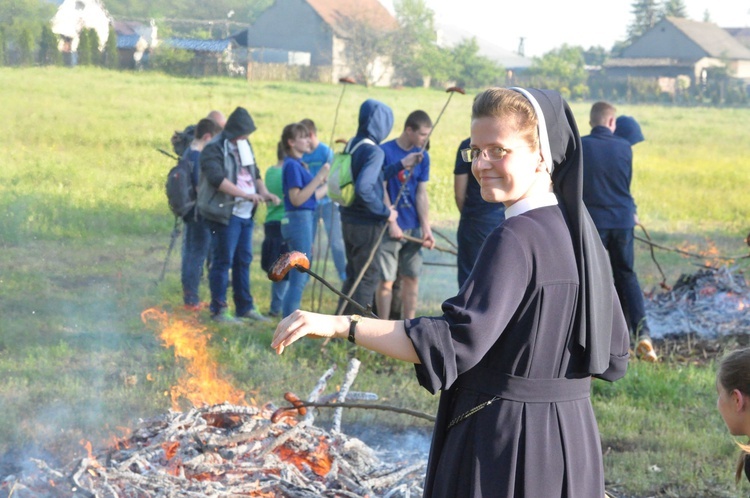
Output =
[{"x1": 400, "y1": 234, "x2": 457, "y2": 256}]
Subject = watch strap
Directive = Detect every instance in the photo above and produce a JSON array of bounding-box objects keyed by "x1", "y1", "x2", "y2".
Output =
[{"x1": 348, "y1": 315, "x2": 361, "y2": 344}]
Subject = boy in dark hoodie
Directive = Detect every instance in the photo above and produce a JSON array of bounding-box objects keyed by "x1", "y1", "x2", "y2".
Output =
[
  {"x1": 197, "y1": 106, "x2": 280, "y2": 323},
  {"x1": 338, "y1": 99, "x2": 411, "y2": 315}
]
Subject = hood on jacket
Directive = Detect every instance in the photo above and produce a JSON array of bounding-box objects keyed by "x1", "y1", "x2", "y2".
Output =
[
  {"x1": 356, "y1": 99, "x2": 393, "y2": 144},
  {"x1": 614, "y1": 115, "x2": 644, "y2": 145},
  {"x1": 223, "y1": 107, "x2": 257, "y2": 141}
]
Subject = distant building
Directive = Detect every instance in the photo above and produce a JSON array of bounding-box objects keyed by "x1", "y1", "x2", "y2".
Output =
[
  {"x1": 604, "y1": 17, "x2": 750, "y2": 94},
  {"x1": 236, "y1": 0, "x2": 399, "y2": 86},
  {"x1": 114, "y1": 20, "x2": 158, "y2": 70},
  {"x1": 51, "y1": 0, "x2": 112, "y2": 63},
  {"x1": 725, "y1": 27, "x2": 750, "y2": 51}
]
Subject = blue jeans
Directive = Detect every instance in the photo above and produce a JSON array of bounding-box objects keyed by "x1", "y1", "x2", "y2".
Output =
[
  {"x1": 207, "y1": 215, "x2": 255, "y2": 316},
  {"x1": 262, "y1": 221, "x2": 289, "y2": 316},
  {"x1": 313, "y1": 201, "x2": 347, "y2": 281},
  {"x1": 181, "y1": 215, "x2": 211, "y2": 306},
  {"x1": 598, "y1": 228, "x2": 648, "y2": 337},
  {"x1": 281, "y1": 209, "x2": 315, "y2": 317},
  {"x1": 456, "y1": 212, "x2": 503, "y2": 289}
]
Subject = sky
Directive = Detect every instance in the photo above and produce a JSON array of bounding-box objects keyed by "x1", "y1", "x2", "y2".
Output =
[{"x1": 378, "y1": 0, "x2": 750, "y2": 57}]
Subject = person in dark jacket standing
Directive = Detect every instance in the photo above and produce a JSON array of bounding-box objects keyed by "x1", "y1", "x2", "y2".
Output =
[
  {"x1": 337, "y1": 99, "x2": 404, "y2": 315},
  {"x1": 581, "y1": 102, "x2": 657, "y2": 362},
  {"x1": 197, "y1": 106, "x2": 279, "y2": 323}
]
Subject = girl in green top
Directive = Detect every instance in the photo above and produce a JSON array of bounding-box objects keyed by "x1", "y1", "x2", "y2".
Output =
[{"x1": 261, "y1": 142, "x2": 288, "y2": 317}]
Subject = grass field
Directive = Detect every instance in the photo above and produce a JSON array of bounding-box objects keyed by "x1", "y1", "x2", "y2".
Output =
[{"x1": 1, "y1": 67, "x2": 750, "y2": 496}]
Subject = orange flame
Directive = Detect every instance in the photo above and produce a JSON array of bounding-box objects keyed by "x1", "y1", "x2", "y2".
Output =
[
  {"x1": 141, "y1": 308, "x2": 246, "y2": 410},
  {"x1": 275, "y1": 437, "x2": 332, "y2": 477}
]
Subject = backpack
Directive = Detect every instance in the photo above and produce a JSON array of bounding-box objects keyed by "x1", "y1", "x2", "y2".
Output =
[
  {"x1": 171, "y1": 124, "x2": 195, "y2": 157},
  {"x1": 328, "y1": 138, "x2": 375, "y2": 206},
  {"x1": 165, "y1": 155, "x2": 196, "y2": 219}
]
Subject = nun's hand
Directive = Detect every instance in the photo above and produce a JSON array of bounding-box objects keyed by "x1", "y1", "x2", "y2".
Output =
[{"x1": 271, "y1": 310, "x2": 348, "y2": 355}]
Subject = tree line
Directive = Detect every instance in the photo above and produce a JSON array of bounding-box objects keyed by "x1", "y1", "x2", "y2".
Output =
[{"x1": 1, "y1": 0, "x2": 745, "y2": 105}]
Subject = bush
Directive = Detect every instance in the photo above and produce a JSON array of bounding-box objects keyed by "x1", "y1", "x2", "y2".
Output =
[{"x1": 150, "y1": 46, "x2": 195, "y2": 76}]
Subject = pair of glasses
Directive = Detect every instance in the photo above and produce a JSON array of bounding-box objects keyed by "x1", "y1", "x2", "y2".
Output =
[{"x1": 460, "y1": 145, "x2": 526, "y2": 163}]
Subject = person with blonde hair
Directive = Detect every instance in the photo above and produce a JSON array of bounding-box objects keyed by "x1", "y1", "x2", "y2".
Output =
[
  {"x1": 272, "y1": 88, "x2": 629, "y2": 496},
  {"x1": 716, "y1": 347, "x2": 750, "y2": 485}
]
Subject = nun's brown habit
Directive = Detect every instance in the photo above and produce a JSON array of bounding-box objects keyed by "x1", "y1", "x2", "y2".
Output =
[{"x1": 404, "y1": 88, "x2": 630, "y2": 497}]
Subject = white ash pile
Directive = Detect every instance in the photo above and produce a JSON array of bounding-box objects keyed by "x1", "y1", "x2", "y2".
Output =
[
  {"x1": 1, "y1": 361, "x2": 428, "y2": 498},
  {"x1": 646, "y1": 266, "x2": 750, "y2": 339}
]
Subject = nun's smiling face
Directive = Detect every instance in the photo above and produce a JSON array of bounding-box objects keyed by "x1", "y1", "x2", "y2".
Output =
[{"x1": 470, "y1": 116, "x2": 544, "y2": 207}]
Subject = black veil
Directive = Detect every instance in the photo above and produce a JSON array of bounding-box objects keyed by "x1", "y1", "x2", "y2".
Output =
[{"x1": 511, "y1": 87, "x2": 617, "y2": 375}]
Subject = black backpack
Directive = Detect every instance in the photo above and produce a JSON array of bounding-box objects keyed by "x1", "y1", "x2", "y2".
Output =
[
  {"x1": 171, "y1": 124, "x2": 195, "y2": 157},
  {"x1": 165, "y1": 155, "x2": 195, "y2": 219}
]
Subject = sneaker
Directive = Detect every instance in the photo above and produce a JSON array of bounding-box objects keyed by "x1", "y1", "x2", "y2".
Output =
[
  {"x1": 210, "y1": 309, "x2": 242, "y2": 324},
  {"x1": 636, "y1": 338, "x2": 658, "y2": 363},
  {"x1": 239, "y1": 308, "x2": 270, "y2": 322},
  {"x1": 184, "y1": 302, "x2": 206, "y2": 312},
  {"x1": 267, "y1": 310, "x2": 281, "y2": 318}
]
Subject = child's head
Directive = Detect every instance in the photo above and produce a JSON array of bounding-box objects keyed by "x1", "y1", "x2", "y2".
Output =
[
  {"x1": 716, "y1": 347, "x2": 750, "y2": 483},
  {"x1": 281, "y1": 123, "x2": 310, "y2": 158},
  {"x1": 717, "y1": 347, "x2": 750, "y2": 435}
]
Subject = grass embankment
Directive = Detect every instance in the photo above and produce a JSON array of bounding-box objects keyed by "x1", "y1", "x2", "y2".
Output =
[{"x1": 1, "y1": 67, "x2": 749, "y2": 496}]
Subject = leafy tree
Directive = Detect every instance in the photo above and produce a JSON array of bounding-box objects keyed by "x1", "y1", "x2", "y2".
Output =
[
  {"x1": 662, "y1": 0, "x2": 687, "y2": 18},
  {"x1": 17, "y1": 26, "x2": 34, "y2": 65},
  {"x1": 88, "y1": 28, "x2": 101, "y2": 66},
  {"x1": 527, "y1": 45, "x2": 588, "y2": 99},
  {"x1": 39, "y1": 23, "x2": 61, "y2": 65},
  {"x1": 582, "y1": 46, "x2": 608, "y2": 67},
  {"x1": 0, "y1": 0, "x2": 56, "y2": 44},
  {"x1": 103, "y1": 24, "x2": 118, "y2": 68},
  {"x1": 626, "y1": 0, "x2": 660, "y2": 42},
  {"x1": 391, "y1": 0, "x2": 449, "y2": 86},
  {"x1": 150, "y1": 45, "x2": 194, "y2": 76},
  {"x1": 340, "y1": 13, "x2": 397, "y2": 87},
  {"x1": 77, "y1": 28, "x2": 91, "y2": 65},
  {"x1": 448, "y1": 38, "x2": 503, "y2": 89}
]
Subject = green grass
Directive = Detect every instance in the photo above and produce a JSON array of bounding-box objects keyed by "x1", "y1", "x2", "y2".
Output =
[{"x1": 1, "y1": 67, "x2": 749, "y2": 496}]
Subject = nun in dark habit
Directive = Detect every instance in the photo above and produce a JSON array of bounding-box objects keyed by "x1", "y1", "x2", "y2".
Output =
[{"x1": 272, "y1": 87, "x2": 630, "y2": 497}]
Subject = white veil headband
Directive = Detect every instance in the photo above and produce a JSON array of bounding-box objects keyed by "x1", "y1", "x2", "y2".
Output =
[{"x1": 510, "y1": 87, "x2": 554, "y2": 174}]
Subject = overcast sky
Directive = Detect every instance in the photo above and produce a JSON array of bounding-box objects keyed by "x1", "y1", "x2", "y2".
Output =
[{"x1": 378, "y1": 0, "x2": 750, "y2": 57}]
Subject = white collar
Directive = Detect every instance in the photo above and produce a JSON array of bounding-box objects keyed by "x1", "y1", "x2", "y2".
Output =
[{"x1": 504, "y1": 192, "x2": 558, "y2": 219}]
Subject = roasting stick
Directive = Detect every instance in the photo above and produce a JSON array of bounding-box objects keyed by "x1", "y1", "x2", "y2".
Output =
[
  {"x1": 400, "y1": 234, "x2": 457, "y2": 256},
  {"x1": 430, "y1": 226, "x2": 458, "y2": 250},
  {"x1": 267, "y1": 252, "x2": 377, "y2": 318}
]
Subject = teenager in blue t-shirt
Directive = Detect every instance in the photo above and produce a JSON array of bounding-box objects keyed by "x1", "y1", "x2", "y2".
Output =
[
  {"x1": 376, "y1": 110, "x2": 435, "y2": 320},
  {"x1": 280, "y1": 123, "x2": 329, "y2": 317},
  {"x1": 300, "y1": 118, "x2": 347, "y2": 282}
]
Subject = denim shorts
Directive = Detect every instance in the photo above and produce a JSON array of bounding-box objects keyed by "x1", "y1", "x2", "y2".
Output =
[{"x1": 376, "y1": 227, "x2": 423, "y2": 281}]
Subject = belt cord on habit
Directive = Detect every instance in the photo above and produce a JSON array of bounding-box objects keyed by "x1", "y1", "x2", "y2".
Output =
[{"x1": 447, "y1": 396, "x2": 500, "y2": 430}]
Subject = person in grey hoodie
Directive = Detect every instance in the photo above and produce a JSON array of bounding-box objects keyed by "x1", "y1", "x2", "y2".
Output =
[
  {"x1": 198, "y1": 106, "x2": 279, "y2": 323},
  {"x1": 337, "y1": 99, "x2": 421, "y2": 315}
]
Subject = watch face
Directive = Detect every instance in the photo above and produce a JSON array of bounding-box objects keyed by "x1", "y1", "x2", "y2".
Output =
[{"x1": 351, "y1": 314, "x2": 362, "y2": 322}]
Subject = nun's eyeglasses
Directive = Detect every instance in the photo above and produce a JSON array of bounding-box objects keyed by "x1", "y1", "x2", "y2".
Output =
[{"x1": 460, "y1": 146, "x2": 514, "y2": 163}]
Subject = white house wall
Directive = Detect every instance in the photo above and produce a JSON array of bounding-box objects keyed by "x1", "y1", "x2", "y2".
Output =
[{"x1": 51, "y1": 0, "x2": 112, "y2": 51}]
